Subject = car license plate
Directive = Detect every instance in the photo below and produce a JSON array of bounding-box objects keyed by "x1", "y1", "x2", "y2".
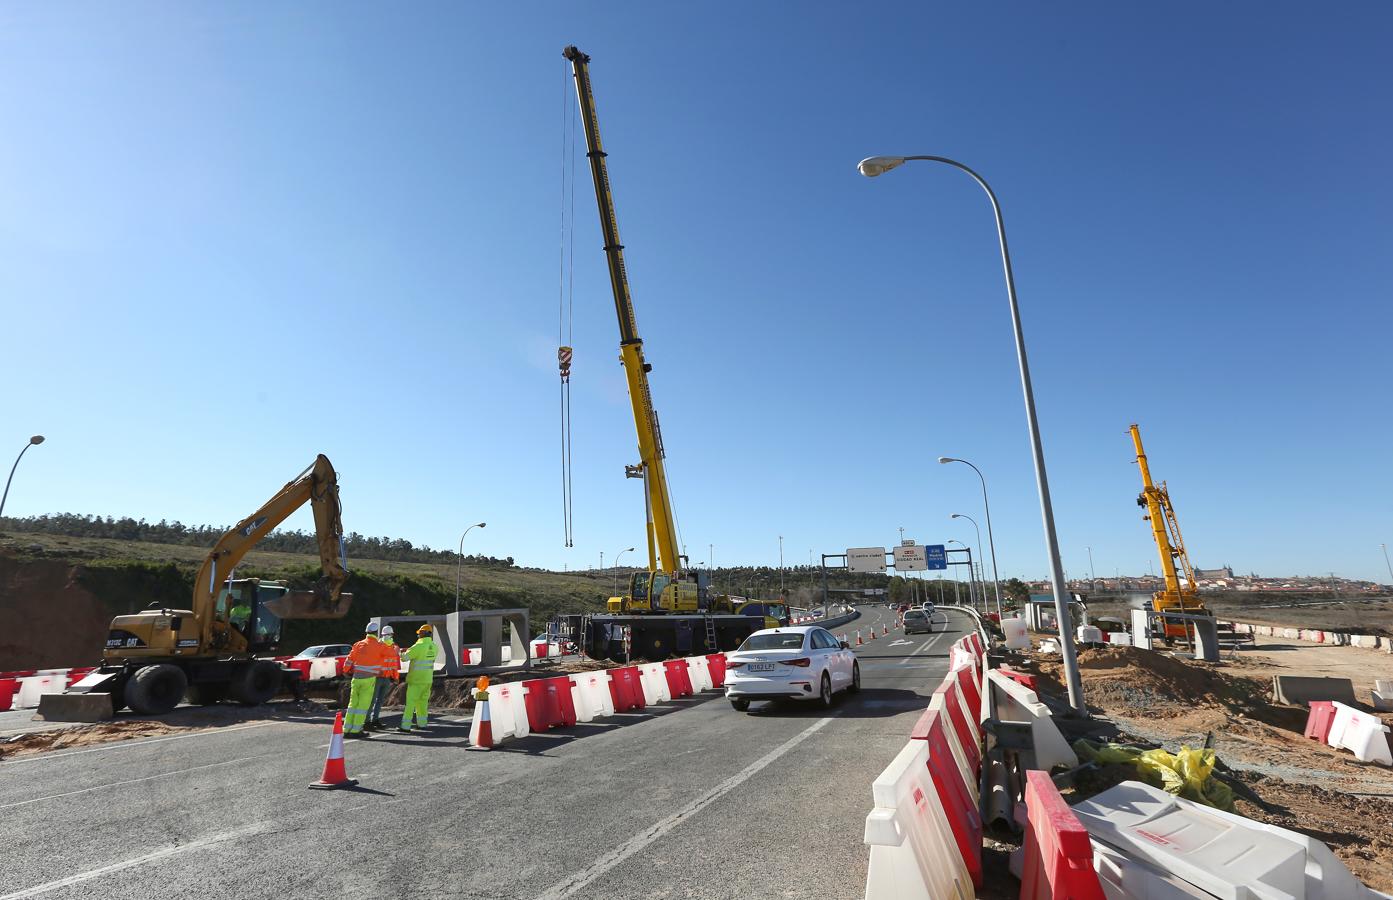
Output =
[{"x1": 749, "y1": 663, "x2": 775, "y2": 672}]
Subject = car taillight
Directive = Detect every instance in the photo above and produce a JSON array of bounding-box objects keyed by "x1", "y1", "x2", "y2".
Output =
[
  {"x1": 727, "y1": 661, "x2": 745, "y2": 669},
  {"x1": 779, "y1": 657, "x2": 811, "y2": 667}
]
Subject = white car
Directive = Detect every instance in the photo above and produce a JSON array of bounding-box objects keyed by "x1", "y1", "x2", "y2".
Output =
[{"x1": 724, "y1": 626, "x2": 859, "y2": 711}]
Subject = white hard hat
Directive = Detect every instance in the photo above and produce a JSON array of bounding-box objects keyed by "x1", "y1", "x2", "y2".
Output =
[
  {"x1": 381, "y1": 625, "x2": 395, "y2": 637},
  {"x1": 365, "y1": 621, "x2": 380, "y2": 633}
]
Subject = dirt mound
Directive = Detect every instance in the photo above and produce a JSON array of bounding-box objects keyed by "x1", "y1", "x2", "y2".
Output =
[
  {"x1": 0, "y1": 553, "x2": 109, "y2": 669},
  {"x1": 1234, "y1": 771, "x2": 1393, "y2": 893},
  {"x1": 1025, "y1": 645, "x2": 1270, "y2": 719}
]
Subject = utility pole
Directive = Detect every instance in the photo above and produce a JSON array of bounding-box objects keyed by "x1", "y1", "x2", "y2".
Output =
[
  {"x1": 1383, "y1": 544, "x2": 1393, "y2": 586},
  {"x1": 778, "y1": 535, "x2": 785, "y2": 592}
]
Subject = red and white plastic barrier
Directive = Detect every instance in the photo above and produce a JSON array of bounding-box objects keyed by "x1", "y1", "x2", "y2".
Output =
[
  {"x1": 1019, "y1": 770, "x2": 1106, "y2": 900},
  {"x1": 637, "y1": 662, "x2": 672, "y2": 705},
  {"x1": 569, "y1": 670, "x2": 615, "y2": 722},
  {"x1": 863, "y1": 739, "x2": 975, "y2": 899}
]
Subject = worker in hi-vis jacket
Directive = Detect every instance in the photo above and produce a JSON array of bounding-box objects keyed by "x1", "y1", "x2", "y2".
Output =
[{"x1": 398, "y1": 624, "x2": 437, "y2": 733}]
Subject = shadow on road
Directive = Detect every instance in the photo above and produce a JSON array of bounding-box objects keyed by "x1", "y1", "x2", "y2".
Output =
[{"x1": 742, "y1": 687, "x2": 930, "y2": 719}]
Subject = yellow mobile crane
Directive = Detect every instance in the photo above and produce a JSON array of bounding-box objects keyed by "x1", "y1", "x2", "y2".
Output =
[
  {"x1": 559, "y1": 46, "x2": 773, "y2": 659},
  {"x1": 47, "y1": 455, "x2": 353, "y2": 718},
  {"x1": 1129, "y1": 424, "x2": 1211, "y2": 640}
]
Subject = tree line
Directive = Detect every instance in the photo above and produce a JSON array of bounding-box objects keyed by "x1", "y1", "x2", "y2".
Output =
[{"x1": 0, "y1": 513, "x2": 517, "y2": 568}]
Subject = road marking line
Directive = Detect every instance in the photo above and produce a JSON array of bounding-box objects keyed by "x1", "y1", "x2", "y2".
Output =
[
  {"x1": 898, "y1": 632, "x2": 945, "y2": 665},
  {"x1": 0, "y1": 821, "x2": 272, "y2": 900},
  {"x1": 532, "y1": 715, "x2": 836, "y2": 900},
  {"x1": 0, "y1": 721, "x2": 280, "y2": 765},
  {"x1": 0, "y1": 754, "x2": 272, "y2": 810}
]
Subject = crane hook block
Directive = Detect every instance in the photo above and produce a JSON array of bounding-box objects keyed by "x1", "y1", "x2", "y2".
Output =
[{"x1": 558, "y1": 346, "x2": 573, "y2": 381}]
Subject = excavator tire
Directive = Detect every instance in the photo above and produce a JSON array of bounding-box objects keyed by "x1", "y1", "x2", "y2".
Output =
[
  {"x1": 228, "y1": 660, "x2": 281, "y2": 706},
  {"x1": 125, "y1": 664, "x2": 188, "y2": 716}
]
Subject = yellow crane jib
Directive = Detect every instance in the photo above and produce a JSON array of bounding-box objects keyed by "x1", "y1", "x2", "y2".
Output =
[
  {"x1": 565, "y1": 45, "x2": 694, "y2": 613},
  {"x1": 1129, "y1": 424, "x2": 1210, "y2": 640}
]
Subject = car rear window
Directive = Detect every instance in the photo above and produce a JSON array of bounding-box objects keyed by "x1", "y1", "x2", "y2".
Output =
[
  {"x1": 904, "y1": 611, "x2": 927, "y2": 620},
  {"x1": 739, "y1": 632, "x2": 806, "y2": 651}
]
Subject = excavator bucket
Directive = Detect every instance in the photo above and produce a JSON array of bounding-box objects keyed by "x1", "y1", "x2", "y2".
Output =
[{"x1": 263, "y1": 591, "x2": 353, "y2": 620}]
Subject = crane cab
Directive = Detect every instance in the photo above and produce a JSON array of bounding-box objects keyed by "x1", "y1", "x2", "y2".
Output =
[{"x1": 608, "y1": 569, "x2": 709, "y2": 614}]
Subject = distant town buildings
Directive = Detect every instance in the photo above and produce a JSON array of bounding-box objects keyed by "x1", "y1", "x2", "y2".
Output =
[{"x1": 1054, "y1": 571, "x2": 1386, "y2": 595}]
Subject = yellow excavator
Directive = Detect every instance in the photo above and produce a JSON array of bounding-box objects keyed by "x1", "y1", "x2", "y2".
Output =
[
  {"x1": 44, "y1": 454, "x2": 353, "y2": 719},
  {"x1": 1130, "y1": 424, "x2": 1212, "y2": 640}
]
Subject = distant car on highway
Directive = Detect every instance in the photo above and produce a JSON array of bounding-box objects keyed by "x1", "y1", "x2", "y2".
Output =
[
  {"x1": 896, "y1": 603, "x2": 910, "y2": 614},
  {"x1": 294, "y1": 644, "x2": 352, "y2": 659},
  {"x1": 920, "y1": 601, "x2": 936, "y2": 615},
  {"x1": 902, "y1": 609, "x2": 934, "y2": 635},
  {"x1": 724, "y1": 626, "x2": 859, "y2": 712}
]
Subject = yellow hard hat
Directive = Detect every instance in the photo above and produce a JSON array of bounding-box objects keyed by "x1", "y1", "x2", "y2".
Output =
[{"x1": 417, "y1": 623, "x2": 433, "y2": 635}]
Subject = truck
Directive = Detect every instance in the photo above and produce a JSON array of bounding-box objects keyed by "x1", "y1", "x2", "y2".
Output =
[
  {"x1": 42, "y1": 454, "x2": 354, "y2": 719},
  {"x1": 556, "y1": 46, "x2": 778, "y2": 661}
]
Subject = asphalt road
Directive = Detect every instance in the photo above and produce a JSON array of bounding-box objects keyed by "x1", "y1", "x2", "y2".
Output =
[{"x1": 0, "y1": 605, "x2": 973, "y2": 900}]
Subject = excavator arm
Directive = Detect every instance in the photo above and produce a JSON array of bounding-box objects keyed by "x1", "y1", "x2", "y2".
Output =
[{"x1": 195, "y1": 454, "x2": 352, "y2": 652}]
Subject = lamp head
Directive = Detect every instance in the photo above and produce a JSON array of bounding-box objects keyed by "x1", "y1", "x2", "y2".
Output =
[
  {"x1": 626, "y1": 547, "x2": 635, "y2": 552},
  {"x1": 951, "y1": 513, "x2": 963, "y2": 520},
  {"x1": 857, "y1": 156, "x2": 906, "y2": 178},
  {"x1": 476, "y1": 522, "x2": 487, "y2": 528},
  {"x1": 938, "y1": 456, "x2": 955, "y2": 464},
  {"x1": 30, "y1": 435, "x2": 44, "y2": 445}
]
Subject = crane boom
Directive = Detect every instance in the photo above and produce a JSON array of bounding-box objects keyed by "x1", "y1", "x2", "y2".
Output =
[
  {"x1": 1130, "y1": 424, "x2": 1207, "y2": 638},
  {"x1": 564, "y1": 45, "x2": 682, "y2": 575}
]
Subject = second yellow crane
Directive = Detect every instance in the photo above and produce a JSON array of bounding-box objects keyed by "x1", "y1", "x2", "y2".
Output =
[{"x1": 1130, "y1": 424, "x2": 1212, "y2": 640}]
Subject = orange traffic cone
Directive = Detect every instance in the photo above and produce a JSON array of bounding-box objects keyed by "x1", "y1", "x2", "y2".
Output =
[
  {"x1": 467, "y1": 675, "x2": 493, "y2": 752},
  {"x1": 856, "y1": 630, "x2": 864, "y2": 646},
  {"x1": 883, "y1": 625, "x2": 889, "y2": 636},
  {"x1": 309, "y1": 711, "x2": 358, "y2": 790}
]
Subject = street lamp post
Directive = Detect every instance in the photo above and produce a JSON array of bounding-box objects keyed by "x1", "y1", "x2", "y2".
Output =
[
  {"x1": 778, "y1": 535, "x2": 784, "y2": 593},
  {"x1": 1086, "y1": 545, "x2": 1096, "y2": 591},
  {"x1": 1382, "y1": 544, "x2": 1393, "y2": 586},
  {"x1": 0, "y1": 436, "x2": 45, "y2": 521},
  {"x1": 455, "y1": 522, "x2": 486, "y2": 616},
  {"x1": 950, "y1": 512, "x2": 991, "y2": 618},
  {"x1": 861, "y1": 153, "x2": 1084, "y2": 715},
  {"x1": 947, "y1": 539, "x2": 974, "y2": 608},
  {"x1": 943, "y1": 464, "x2": 1003, "y2": 621},
  {"x1": 614, "y1": 546, "x2": 635, "y2": 595}
]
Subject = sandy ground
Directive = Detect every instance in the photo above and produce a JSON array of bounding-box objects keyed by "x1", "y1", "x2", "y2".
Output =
[{"x1": 1237, "y1": 632, "x2": 1391, "y2": 701}]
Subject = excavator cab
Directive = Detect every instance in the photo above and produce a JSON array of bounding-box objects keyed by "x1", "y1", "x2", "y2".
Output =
[{"x1": 217, "y1": 578, "x2": 286, "y2": 652}]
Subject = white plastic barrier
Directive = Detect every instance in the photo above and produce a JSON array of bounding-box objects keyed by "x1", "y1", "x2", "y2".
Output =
[
  {"x1": 470, "y1": 680, "x2": 530, "y2": 745},
  {"x1": 1092, "y1": 841, "x2": 1217, "y2": 899},
  {"x1": 1074, "y1": 780, "x2": 1380, "y2": 900},
  {"x1": 637, "y1": 662, "x2": 671, "y2": 705},
  {"x1": 307, "y1": 658, "x2": 340, "y2": 682},
  {"x1": 1374, "y1": 680, "x2": 1393, "y2": 713},
  {"x1": 1002, "y1": 616, "x2": 1029, "y2": 651},
  {"x1": 568, "y1": 670, "x2": 615, "y2": 723},
  {"x1": 863, "y1": 739, "x2": 974, "y2": 900},
  {"x1": 1327, "y1": 702, "x2": 1392, "y2": 765},
  {"x1": 15, "y1": 672, "x2": 67, "y2": 708},
  {"x1": 985, "y1": 669, "x2": 1078, "y2": 771},
  {"x1": 686, "y1": 656, "x2": 713, "y2": 692}
]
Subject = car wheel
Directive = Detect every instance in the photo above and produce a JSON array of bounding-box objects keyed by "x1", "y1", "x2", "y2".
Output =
[
  {"x1": 730, "y1": 698, "x2": 750, "y2": 712},
  {"x1": 849, "y1": 662, "x2": 861, "y2": 694},
  {"x1": 817, "y1": 673, "x2": 833, "y2": 708}
]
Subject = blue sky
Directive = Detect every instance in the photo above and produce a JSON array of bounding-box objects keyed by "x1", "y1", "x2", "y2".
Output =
[{"x1": 2, "y1": 3, "x2": 1390, "y2": 583}]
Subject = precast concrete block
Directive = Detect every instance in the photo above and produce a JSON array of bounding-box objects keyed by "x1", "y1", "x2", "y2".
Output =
[{"x1": 1272, "y1": 675, "x2": 1356, "y2": 707}]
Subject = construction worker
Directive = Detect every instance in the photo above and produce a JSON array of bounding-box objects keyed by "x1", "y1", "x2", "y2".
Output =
[
  {"x1": 366, "y1": 624, "x2": 400, "y2": 730},
  {"x1": 398, "y1": 623, "x2": 437, "y2": 734},
  {"x1": 343, "y1": 621, "x2": 386, "y2": 738}
]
